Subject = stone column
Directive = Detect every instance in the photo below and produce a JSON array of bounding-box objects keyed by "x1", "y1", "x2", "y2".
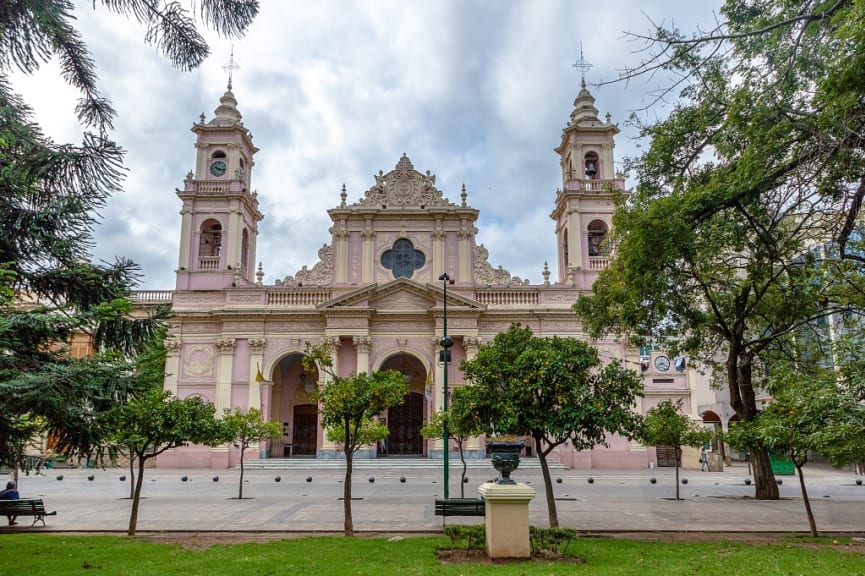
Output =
[
  {"x1": 320, "y1": 336, "x2": 342, "y2": 453},
  {"x1": 353, "y1": 336, "x2": 371, "y2": 375},
  {"x1": 164, "y1": 337, "x2": 181, "y2": 395},
  {"x1": 215, "y1": 338, "x2": 236, "y2": 415},
  {"x1": 432, "y1": 226, "x2": 445, "y2": 279},
  {"x1": 462, "y1": 336, "x2": 482, "y2": 450},
  {"x1": 177, "y1": 207, "x2": 193, "y2": 271},
  {"x1": 361, "y1": 226, "x2": 375, "y2": 282},
  {"x1": 457, "y1": 226, "x2": 472, "y2": 282},
  {"x1": 478, "y1": 482, "x2": 536, "y2": 559},
  {"x1": 333, "y1": 228, "x2": 350, "y2": 283},
  {"x1": 247, "y1": 337, "x2": 266, "y2": 411}
]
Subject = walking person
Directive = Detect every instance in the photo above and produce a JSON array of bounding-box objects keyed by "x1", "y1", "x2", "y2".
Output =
[{"x1": 700, "y1": 447, "x2": 710, "y2": 472}]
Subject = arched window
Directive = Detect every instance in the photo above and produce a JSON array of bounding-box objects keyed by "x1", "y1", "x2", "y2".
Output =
[
  {"x1": 583, "y1": 151, "x2": 599, "y2": 179},
  {"x1": 241, "y1": 228, "x2": 249, "y2": 272},
  {"x1": 587, "y1": 220, "x2": 609, "y2": 257},
  {"x1": 199, "y1": 219, "x2": 222, "y2": 269}
]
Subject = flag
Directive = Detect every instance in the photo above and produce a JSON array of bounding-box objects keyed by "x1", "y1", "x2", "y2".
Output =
[{"x1": 255, "y1": 362, "x2": 264, "y2": 383}]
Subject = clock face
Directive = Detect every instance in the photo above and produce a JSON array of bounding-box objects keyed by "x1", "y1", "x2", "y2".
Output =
[
  {"x1": 210, "y1": 160, "x2": 227, "y2": 177},
  {"x1": 654, "y1": 355, "x2": 671, "y2": 371}
]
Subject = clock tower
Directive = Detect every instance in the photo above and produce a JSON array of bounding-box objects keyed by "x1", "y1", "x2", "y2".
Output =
[
  {"x1": 550, "y1": 79, "x2": 625, "y2": 289},
  {"x1": 175, "y1": 81, "x2": 262, "y2": 290}
]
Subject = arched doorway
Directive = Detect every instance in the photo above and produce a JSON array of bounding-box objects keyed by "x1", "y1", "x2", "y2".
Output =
[
  {"x1": 380, "y1": 353, "x2": 428, "y2": 456},
  {"x1": 268, "y1": 353, "x2": 319, "y2": 458}
]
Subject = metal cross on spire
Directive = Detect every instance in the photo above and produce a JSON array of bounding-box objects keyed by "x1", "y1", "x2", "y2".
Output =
[
  {"x1": 223, "y1": 45, "x2": 241, "y2": 89},
  {"x1": 571, "y1": 42, "x2": 593, "y2": 88}
]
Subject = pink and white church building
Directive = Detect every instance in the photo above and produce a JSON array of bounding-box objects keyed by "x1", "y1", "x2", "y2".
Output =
[{"x1": 141, "y1": 78, "x2": 730, "y2": 469}]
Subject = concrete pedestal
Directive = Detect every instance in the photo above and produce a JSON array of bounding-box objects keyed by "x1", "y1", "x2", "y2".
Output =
[{"x1": 478, "y1": 481, "x2": 536, "y2": 559}]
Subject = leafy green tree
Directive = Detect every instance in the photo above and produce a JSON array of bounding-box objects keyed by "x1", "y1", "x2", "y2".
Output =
[
  {"x1": 303, "y1": 345, "x2": 408, "y2": 536},
  {"x1": 640, "y1": 400, "x2": 712, "y2": 500},
  {"x1": 420, "y1": 407, "x2": 481, "y2": 498},
  {"x1": 0, "y1": 1, "x2": 259, "y2": 471},
  {"x1": 458, "y1": 324, "x2": 643, "y2": 527},
  {"x1": 105, "y1": 389, "x2": 227, "y2": 536},
  {"x1": 579, "y1": 0, "x2": 865, "y2": 502},
  {"x1": 223, "y1": 407, "x2": 280, "y2": 500},
  {"x1": 728, "y1": 353, "x2": 865, "y2": 537}
]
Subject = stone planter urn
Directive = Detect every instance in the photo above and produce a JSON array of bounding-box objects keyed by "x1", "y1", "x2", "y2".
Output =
[{"x1": 487, "y1": 439, "x2": 525, "y2": 484}]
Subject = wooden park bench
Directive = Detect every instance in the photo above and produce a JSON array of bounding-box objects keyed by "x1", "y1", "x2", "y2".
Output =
[
  {"x1": 434, "y1": 497, "x2": 485, "y2": 517},
  {"x1": 0, "y1": 499, "x2": 57, "y2": 527}
]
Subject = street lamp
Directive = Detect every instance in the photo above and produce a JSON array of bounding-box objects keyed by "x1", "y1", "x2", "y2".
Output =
[{"x1": 439, "y1": 272, "x2": 454, "y2": 500}]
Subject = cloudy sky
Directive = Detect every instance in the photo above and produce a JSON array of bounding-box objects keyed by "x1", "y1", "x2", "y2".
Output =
[{"x1": 13, "y1": 1, "x2": 723, "y2": 291}]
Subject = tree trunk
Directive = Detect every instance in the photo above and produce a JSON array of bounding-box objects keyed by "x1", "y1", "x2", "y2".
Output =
[
  {"x1": 343, "y1": 449, "x2": 354, "y2": 536},
  {"x1": 537, "y1": 437, "x2": 559, "y2": 528},
  {"x1": 128, "y1": 456, "x2": 135, "y2": 500},
  {"x1": 675, "y1": 448, "x2": 681, "y2": 500},
  {"x1": 238, "y1": 442, "x2": 245, "y2": 500},
  {"x1": 128, "y1": 453, "x2": 147, "y2": 536},
  {"x1": 795, "y1": 460, "x2": 818, "y2": 537},
  {"x1": 750, "y1": 448, "x2": 779, "y2": 500},
  {"x1": 458, "y1": 439, "x2": 467, "y2": 499},
  {"x1": 728, "y1": 350, "x2": 779, "y2": 499}
]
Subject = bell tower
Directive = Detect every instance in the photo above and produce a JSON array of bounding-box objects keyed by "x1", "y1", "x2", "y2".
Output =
[
  {"x1": 550, "y1": 74, "x2": 625, "y2": 289},
  {"x1": 175, "y1": 81, "x2": 262, "y2": 290}
]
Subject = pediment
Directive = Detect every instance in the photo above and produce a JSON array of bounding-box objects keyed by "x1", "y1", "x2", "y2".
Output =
[{"x1": 317, "y1": 278, "x2": 485, "y2": 311}]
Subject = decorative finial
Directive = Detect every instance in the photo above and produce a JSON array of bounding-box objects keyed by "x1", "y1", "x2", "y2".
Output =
[
  {"x1": 223, "y1": 45, "x2": 241, "y2": 90},
  {"x1": 460, "y1": 183, "x2": 467, "y2": 207},
  {"x1": 340, "y1": 183, "x2": 347, "y2": 208},
  {"x1": 256, "y1": 262, "x2": 264, "y2": 286},
  {"x1": 199, "y1": 112, "x2": 206, "y2": 124},
  {"x1": 543, "y1": 261, "x2": 551, "y2": 286},
  {"x1": 572, "y1": 42, "x2": 593, "y2": 88}
]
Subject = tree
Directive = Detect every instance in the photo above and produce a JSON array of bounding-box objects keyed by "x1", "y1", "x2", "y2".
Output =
[
  {"x1": 727, "y1": 352, "x2": 865, "y2": 537},
  {"x1": 576, "y1": 0, "x2": 865, "y2": 502},
  {"x1": 0, "y1": 1, "x2": 259, "y2": 470},
  {"x1": 105, "y1": 389, "x2": 227, "y2": 536},
  {"x1": 303, "y1": 345, "x2": 408, "y2": 536},
  {"x1": 458, "y1": 324, "x2": 643, "y2": 527},
  {"x1": 223, "y1": 407, "x2": 280, "y2": 500},
  {"x1": 640, "y1": 400, "x2": 712, "y2": 500},
  {"x1": 420, "y1": 406, "x2": 481, "y2": 499}
]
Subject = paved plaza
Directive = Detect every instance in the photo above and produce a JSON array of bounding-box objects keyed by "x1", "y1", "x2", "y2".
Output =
[{"x1": 1, "y1": 460, "x2": 863, "y2": 535}]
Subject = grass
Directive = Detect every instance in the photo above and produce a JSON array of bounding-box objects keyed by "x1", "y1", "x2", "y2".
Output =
[{"x1": 0, "y1": 534, "x2": 863, "y2": 575}]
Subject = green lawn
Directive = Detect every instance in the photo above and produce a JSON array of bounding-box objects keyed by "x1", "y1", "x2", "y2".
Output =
[{"x1": 0, "y1": 534, "x2": 863, "y2": 575}]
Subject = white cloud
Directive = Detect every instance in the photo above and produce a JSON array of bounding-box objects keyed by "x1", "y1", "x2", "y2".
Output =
[{"x1": 12, "y1": 0, "x2": 723, "y2": 289}]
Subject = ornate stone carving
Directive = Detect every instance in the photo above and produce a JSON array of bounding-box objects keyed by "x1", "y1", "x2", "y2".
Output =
[
  {"x1": 321, "y1": 336, "x2": 341, "y2": 351},
  {"x1": 276, "y1": 243, "x2": 334, "y2": 287},
  {"x1": 215, "y1": 338, "x2": 235, "y2": 352},
  {"x1": 248, "y1": 337, "x2": 266, "y2": 352},
  {"x1": 356, "y1": 155, "x2": 456, "y2": 209},
  {"x1": 397, "y1": 338, "x2": 408, "y2": 350},
  {"x1": 183, "y1": 344, "x2": 214, "y2": 377},
  {"x1": 464, "y1": 336, "x2": 481, "y2": 353},
  {"x1": 473, "y1": 244, "x2": 528, "y2": 286},
  {"x1": 164, "y1": 337, "x2": 181, "y2": 351},
  {"x1": 353, "y1": 336, "x2": 372, "y2": 353},
  {"x1": 183, "y1": 322, "x2": 221, "y2": 333}
]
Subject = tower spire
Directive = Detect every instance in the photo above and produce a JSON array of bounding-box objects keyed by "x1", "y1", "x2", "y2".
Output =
[
  {"x1": 571, "y1": 42, "x2": 593, "y2": 88},
  {"x1": 223, "y1": 45, "x2": 241, "y2": 90}
]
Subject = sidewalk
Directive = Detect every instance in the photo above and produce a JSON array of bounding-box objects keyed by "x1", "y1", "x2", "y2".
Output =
[{"x1": 2, "y1": 461, "x2": 862, "y2": 534}]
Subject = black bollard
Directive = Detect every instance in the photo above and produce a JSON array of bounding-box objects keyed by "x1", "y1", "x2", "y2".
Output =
[
  {"x1": 88, "y1": 475, "x2": 95, "y2": 481},
  {"x1": 181, "y1": 476, "x2": 188, "y2": 482},
  {"x1": 399, "y1": 476, "x2": 406, "y2": 483},
  {"x1": 212, "y1": 476, "x2": 219, "y2": 482},
  {"x1": 306, "y1": 476, "x2": 312, "y2": 483},
  {"x1": 56, "y1": 475, "x2": 63, "y2": 481},
  {"x1": 368, "y1": 476, "x2": 375, "y2": 483},
  {"x1": 650, "y1": 477, "x2": 657, "y2": 484},
  {"x1": 681, "y1": 478, "x2": 688, "y2": 485},
  {"x1": 587, "y1": 477, "x2": 594, "y2": 484},
  {"x1": 275, "y1": 476, "x2": 281, "y2": 483},
  {"x1": 119, "y1": 475, "x2": 126, "y2": 482},
  {"x1": 556, "y1": 478, "x2": 562, "y2": 484}
]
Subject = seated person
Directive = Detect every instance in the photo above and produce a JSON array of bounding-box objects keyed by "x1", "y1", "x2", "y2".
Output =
[{"x1": 0, "y1": 480, "x2": 20, "y2": 525}]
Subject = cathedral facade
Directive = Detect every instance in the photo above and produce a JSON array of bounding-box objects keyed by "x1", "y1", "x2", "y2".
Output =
[{"x1": 140, "y1": 80, "x2": 714, "y2": 469}]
